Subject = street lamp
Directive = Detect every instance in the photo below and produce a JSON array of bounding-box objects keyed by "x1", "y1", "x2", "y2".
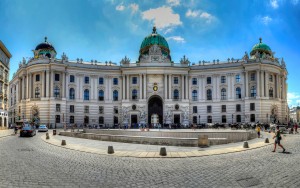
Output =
[
  {"x1": 198, "y1": 115, "x2": 201, "y2": 124},
  {"x1": 232, "y1": 114, "x2": 233, "y2": 124}
]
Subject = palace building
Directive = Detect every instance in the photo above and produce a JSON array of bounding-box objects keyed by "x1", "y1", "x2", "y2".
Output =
[
  {"x1": 0, "y1": 40, "x2": 11, "y2": 128},
  {"x1": 8, "y1": 27, "x2": 288, "y2": 127}
]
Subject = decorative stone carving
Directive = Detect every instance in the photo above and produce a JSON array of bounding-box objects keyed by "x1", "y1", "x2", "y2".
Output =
[
  {"x1": 281, "y1": 58, "x2": 286, "y2": 69},
  {"x1": 243, "y1": 51, "x2": 249, "y2": 61},
  {"x1": 180, "y1": 55, "x2": 190, "y2": 64},
  {"x1": 120, "y1": 56, "x2": 130, "y2": 65},
  {"x1": 149, "y1": 45, "x2": 162, "y2": 56}
]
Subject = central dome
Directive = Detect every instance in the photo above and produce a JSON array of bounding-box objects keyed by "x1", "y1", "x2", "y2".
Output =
[
  {"x1": 35, "y1": 37, "x2": 56, "y2": 52},
  {"x1": 250, "y1": 38, "x2": 272, "y2": 56},
  {"x1": 139, "y1": 27, "x2": 170, "y2": 56}
]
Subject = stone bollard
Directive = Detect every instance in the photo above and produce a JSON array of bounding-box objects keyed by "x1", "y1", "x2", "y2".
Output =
[
  {"x1": 198, "y1": 135, "x2": 209, "y2": 147},
  {"x1": 46, "y1": 133, "x2": 50, "y2": 140},
  {"x1": 108, "y1": 146, "x2": 114, "y2": 154},
  {"x1": 265, "y1": 138, "x2": 269, "y2": 143},
  {"x1": 61, "y1": 140, "x2": 66, "y2": 146},
  {"x1": 159, "y1": 147, "x2": 167, "y2": 156},
  {"x1": 243, "y1": 141, "x2": 249, "y2": 148}
]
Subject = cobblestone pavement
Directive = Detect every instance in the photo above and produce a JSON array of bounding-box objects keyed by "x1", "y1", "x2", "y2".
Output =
[{"x1": 0, "y1": 132, "x2": 299, "y2": 188}]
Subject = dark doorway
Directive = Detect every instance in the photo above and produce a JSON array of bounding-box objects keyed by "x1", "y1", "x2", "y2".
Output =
[
  {"x1": 131, "y1": 115, "x2": 137, "y2": 127},
  {"x1": 174, "y1": 114, "x2": 180, "y2": 125},
  {"x1": 148, "y1": 95, "x2": 163, "y2": 125}
]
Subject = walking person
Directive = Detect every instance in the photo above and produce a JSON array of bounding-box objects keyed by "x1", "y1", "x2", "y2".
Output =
[
  {"x1": 294, "y1": 123, "x2": 298, "y2": 134},
  {"x1": 272, "y1": 126, "x2": 286, "y2": 153},
  {"x1": 256, "y1": 125, "x2": 261, "y2": 138}
]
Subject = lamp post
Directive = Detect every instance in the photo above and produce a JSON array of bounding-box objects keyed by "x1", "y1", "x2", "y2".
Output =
[
  {"x1": 198, "y1": 115, "x2": 201, "y2": 124},
  {"x1": 232, "y1": 114, "x2": 233, "y2": 124},
  {"x1": 266, "y1": 113, "x2": 269, "y2": 123}
]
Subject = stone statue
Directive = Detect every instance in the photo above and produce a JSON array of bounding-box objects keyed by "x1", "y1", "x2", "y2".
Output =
[
  {"x1": 122, "y1": 107, "x2": 129, "y2": 120},
  {"x1": 180, "y1": 55, "x2": 190, "y2": 65},
  {"x1": 120, "y1": 56, "x2": 130, "y2": 65},
  {"x1": 281, "y1": 58, "x2": 286, "y2": 68},
  {"x1": 22, "y1": 57, "x2": 26, "y2": 64},
  {"x1": 140, "y1": 110, "x2": 146, "y2": 121},
  {"x1": 255, "y1": 51, "x2": 260, "y2": 59},
  {"x1": 243, "y1": 52, "x2": 249, "y2": 61}
]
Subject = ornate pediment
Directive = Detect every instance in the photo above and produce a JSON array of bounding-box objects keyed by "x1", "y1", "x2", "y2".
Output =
[{"x1": 149, "y1": 45, "x2": 162, "y2": 56}]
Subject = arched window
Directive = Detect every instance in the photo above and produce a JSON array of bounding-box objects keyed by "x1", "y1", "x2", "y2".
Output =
[
  {"x1": 192, "y1": 90, "x2": 197, "y2": 101},
  {"x1": 250, "y1": 86, "x2": 256, "y2": 97},
  {"x1": 132, "y1": 89, "x2": 138, "y2": 100},
  {"x1": 69, "y1": 88, "x2": 75, "y2": 100},
  {"x1": 54, "y1": 86, "x2": 60, "y2": 98},
  {"x1": 236, "y1": 87, "x2": 241, "y2": 99},
  {"x1": 35, "y1": 87, "x2": 40, "y2": 98},
  {"x1": 84, "y1": 89, "x2": 89, "y2": 100},
  {"x1": 269, "y1": 87, "x2": 274, "y2": 98},
  {"x1": 207, "y1": 89, "x2": 212, "y2": 100},
  {"x1": 98, "y1": 90, "x2": 104, "y2": 101},
  {"x1": 113, "y1": 90, "x2": 118, "y2": 101},
  {"x1": 221, "y1": 88, "x2": 226, "y2": 100},
  {"x1": 173, "y1": 89, "x2": 179, "y2": 100}
]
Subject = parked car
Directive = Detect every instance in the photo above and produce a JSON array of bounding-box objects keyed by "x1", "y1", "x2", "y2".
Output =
[
  {"x1": 38, "y1": 125, "x2": 48, "y2": 132},
  {"x1": 20, "y1": 126, "x2": 36, "y2": 137}
]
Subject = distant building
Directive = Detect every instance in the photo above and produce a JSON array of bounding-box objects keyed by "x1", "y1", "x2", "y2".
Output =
[
  {"x1": 9, "y1": 28, "x2": 288, "y2": 127},
  {"x1": 0, "y1": 40, "x2": 11, "y2": 128}
]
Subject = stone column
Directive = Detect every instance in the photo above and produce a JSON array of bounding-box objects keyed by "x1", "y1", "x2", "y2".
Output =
[
  {"x1": 185, "y1": 75, "x2": 189, "y2": 100},
  {"x1": 22, "y1": 76, "x2": 25, "y2": 100},
  {"x1": 164, "y1": 74, "x2": 168, "y2": 99},
  {"x1": 198, "y1": 75, "x2": 201, "y2": 101},
  {"x1": 26, "y1": 73, "x2": 29, "y2": 99},
  {"x1": 127, "y1": 75, "x2": 130, "y2": 100},
  {"x1": 66, "y1": 73, "x2": 69, "y2": 100},
  {"x1": 168, "y1": 74, "x2": 172, "y2": 99},
  {"x1": 28, "y1": 73, "x2": 32, "y2": 99},
  {"x1": 213, "y1": 75, "x2": 217, "y2": 100},
  {"x1": 202, "y1": 76, "x2": 205, "y2": 100},
  {"x1": 45, "y1": 71, "x2": 49, "y2": 98},
  {"x1": 122, "y1": 75, "x2": 125, "y2": 100},
  {"x1": 276, "y1": 74, "x2": 280, "y2": 98},
  {"x1": 62, "y1": 72, "x2": 65, "y2": 98},
  {"x1": 181, "y1": 75, "x2": 185, "y2": 100},
  {"x1": 139, "y1": 74, "x2": 142, "y2": 99},
  {"x1": 256, "y1": 70, "x2": 260, "y2": 97},
  {"x1": 143, "y1": 74, "x2": 147, "y2": 99},
  {"x1": 245, "y1": 71, "x2": 248, "y2": 97},
  {"x1": 265, "y1": 71, "x2": 269, "y2": 98},
  {"x1": 260, "y1": 71, "x2": 265, "y2": 98},
  {"x1": 50, "y1": 71, "x2": 54, "y2": 97},
  {"x1": 76, "y1": 74, "x2": 80, "y2": 100},
  {"x1": 18, "y1": 78, "x2": 21, "y2": 101}
]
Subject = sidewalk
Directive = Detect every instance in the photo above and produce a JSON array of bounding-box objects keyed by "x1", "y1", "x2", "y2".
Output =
[
  {"x1": 41, "y1": 131, "x2": 274, "y2": 158},
  {"x1": 0, "y1": 129, "x2": 14, "y2": 138}
]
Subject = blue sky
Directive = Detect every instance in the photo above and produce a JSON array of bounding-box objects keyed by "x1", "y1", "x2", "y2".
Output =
[{"x1": 1, "y1": 0, "x2": 300, "y2": 106}]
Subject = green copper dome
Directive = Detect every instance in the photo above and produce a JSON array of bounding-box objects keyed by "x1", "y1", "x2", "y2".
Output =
[
  {"x1": 250, "y1": 38, "x2": 272, "y2": 56},
  {"x1": 139, "y1": 27, "x2": 170, "y2": 55}
]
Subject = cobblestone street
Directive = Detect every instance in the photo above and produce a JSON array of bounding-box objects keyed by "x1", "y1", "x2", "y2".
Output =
[{"x1": 0, "y1": 132, "x2": 299, "y2": 188}]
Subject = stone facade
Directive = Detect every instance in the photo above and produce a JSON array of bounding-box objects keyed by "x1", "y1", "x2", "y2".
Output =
[
  {"x1": 0, "y1": 40, "x2": 11, "y2": 128},
  {"x1": 8, "y1": 29, "x2": 288, "y2": 127}
]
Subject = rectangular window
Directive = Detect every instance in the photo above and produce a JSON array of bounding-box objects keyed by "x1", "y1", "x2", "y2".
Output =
[
  {"x1": 193, "y1": 116, "x2": 197, "y2": 124},
  {"x1": 236, "y1": 74, "x2": 240, "y2": 83},
  {"x1": 99, "y1": 106, "x2": 104, "y2": 114},
  {"x1": 99, "y1": 116, "x2": 104, "y2": 124},
  {"x1": 84, "y1": 76, "x2": 89, "y2": 84},
  {"x1": 269, "y1": 75, "x2": 273, "y2": 82},
  {"x1": 70, "y1": 116, "x2": 74, "y2": 124},
  {"x1": 84, "y1": 106, "x2": 89, "y2": 113},
  {"x1": 221, "y1": 105, "x2": 226, "y2": 112},
  {"x1": 70, "y1": 75, "x2": 75, "y2": 83},
  {"x1": 221, "y1": 76, "x2": 226, "y2": 83},
  {"x1": 250, "y1": 114, "x2": 255, "y2": 122},
  {"x1": 36, "y1": 74, "x2": 40, "y2": 82},
  {"x1": 207, "y1": 77, "x2": 211, "y2": 84},
  {"x1": 56, "y1": 104, "x2": 60, "y2": 112},
  {"x1": 114, "y1": 106, "x2": 118, "y2": 114},
  {"x1": 236, "y1": 104, "x2": 241, "y2": 112},
  {"x1": 193, "y1": 106, "x2": 197, "y2": 113},
  {"x1": 55, "y1": 74, "x2": 60, "y2": 81},
  {"x1": 222, "y1": 115, "x2": 227, "y2": 123},
  {"x1": 236, "y1": 115, "x2": 241, "y2": 123},
  {"x1": 99, "y1": 77, "x2": 104, "y2": 85},
  {"x1": 192, "y1": 78, "x2": 197, "y2": 85},
  {"x1": 174, "y1": 77, "x2": 178, "y2": 84},
  {"x1": 55, "y1": 115, "x2": 60, "y2": 123},
  {"x1": 70, "y1": 105, "x2": 74, "y2": 113},
  {"x1": 207, "y1": 105, "x2": 212, "y2": 113},
  {"x1": 250, "y1": 73, "x2": 255, "y2": 81},
  {"x1": 132, "y1": 77, "x2": 137, "y2": 84},
  {"x1": 250, "y1": 103, "x2": 255, "y2": 111},
  {"x1": 113, "y1": 78, "x2": 118, "y2": 85}
]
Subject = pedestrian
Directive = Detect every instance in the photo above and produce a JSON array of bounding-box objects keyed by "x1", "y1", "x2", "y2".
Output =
[
  {"x1": 272, "y1": 126, "x2": 286, "y2": 153},
  {"x1": 256, "y1": 125, "x2": 261, "y2": 138},
  {"x1": 294, "y1": 123, "x2": 298, "y2": 134}
]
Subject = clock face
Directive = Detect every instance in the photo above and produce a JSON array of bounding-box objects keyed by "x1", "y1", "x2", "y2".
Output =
[{"x1": 153, "y1": 86, "x2": 158, "y2": 91}]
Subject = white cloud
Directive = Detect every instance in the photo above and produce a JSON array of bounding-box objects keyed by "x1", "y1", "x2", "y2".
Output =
[
  {"x1": 270, "y1": 0, "x2": 279, "y2": 9},
  {"x1": 287, "y1": 92, "x2": 300, "y2": 106},
  {"x1": 260, "y1": 16, "x2": 273, "y2": 25},
  {"x1": 116, "y1": 4, "x2": 125, "y2": 11},
  {"x1": 130, "y1": 3, "x2": 139, "y2": 14},
  {"x1": 164, "y1": 28, "x2": 174, "y2": 34},
  {"x1": 142, "y1": 7, "x2": 182, "y2": 29},
  {"x1": 186, "y1": 9, "x2": 199, "y2": 17},
  {"x1": 167, "y1": 0, "x2": 180, "y2": 6},
  {"x1": 186, "y1": 9, "x2": 216, "y2": 23},
  {"x1": 291, "y1": 0, "x2": 299, "y2": 5},
  {"x1": 167, "y1": 36, "x2": 185, "y2": 43}
]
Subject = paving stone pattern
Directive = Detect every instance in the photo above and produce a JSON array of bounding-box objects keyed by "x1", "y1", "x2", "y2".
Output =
[{"x1": 0, "y1": 132, "x2": 300, "y2": 187}]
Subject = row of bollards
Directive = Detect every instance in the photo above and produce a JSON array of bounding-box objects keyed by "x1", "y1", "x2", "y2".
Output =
[{"x1": 243, "y1": 138, "x2": 270, "y2": 148}]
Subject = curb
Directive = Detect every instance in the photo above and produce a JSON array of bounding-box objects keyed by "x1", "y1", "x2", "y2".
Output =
[{"x1": 41, "y1": 135, "x2": 274, "y2": 158}]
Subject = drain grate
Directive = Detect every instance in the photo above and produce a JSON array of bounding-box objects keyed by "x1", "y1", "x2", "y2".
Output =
[
  {"x1": 236, "y1": 177, "x2": 262, "y2": 187},
  {"x1": 17, "y1": 149, "x2": 34, "y2": 152}
]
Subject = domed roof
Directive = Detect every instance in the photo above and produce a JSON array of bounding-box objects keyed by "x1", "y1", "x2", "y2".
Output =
[
  {"x1": 35, "y1": 37, "x2": 56, "y2": 52},
  {"x1": 250, "y1": 38, "x2": 271, "y2": 55},
  {"x1": 139, "y1": 27, "x2": 169, "y2": 55}
]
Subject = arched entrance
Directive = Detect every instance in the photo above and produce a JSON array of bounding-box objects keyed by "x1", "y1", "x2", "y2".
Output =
[{"x1": 148, "y1": 95, "x2": 163, "y2": 125}]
